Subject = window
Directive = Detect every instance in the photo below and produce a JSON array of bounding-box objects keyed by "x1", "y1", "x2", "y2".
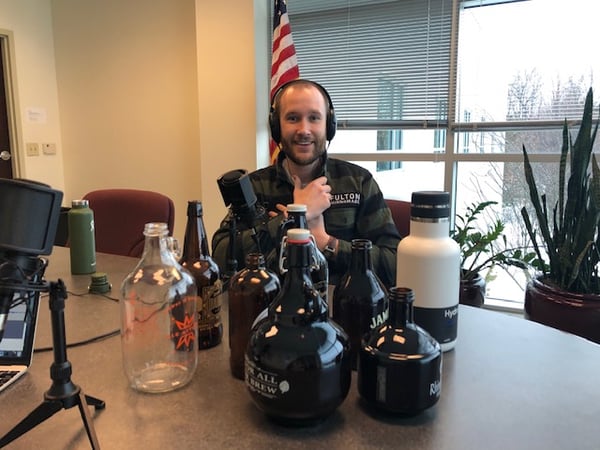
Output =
[
  {"x1": 281, "y1": 0, "x2": 600, "y2": 308},
  {"x1": 376, "y1": 79, "x2": 403, "y2": 172}
]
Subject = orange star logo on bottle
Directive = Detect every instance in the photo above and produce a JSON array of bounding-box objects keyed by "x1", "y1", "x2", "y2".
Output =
[{"x1": 174, "y1": 314, "x2": 196, "y2": 350}]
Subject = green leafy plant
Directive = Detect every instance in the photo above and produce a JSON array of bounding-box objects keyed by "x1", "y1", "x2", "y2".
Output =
[
  {"x1": 452, "y1": 200, "x2": 532, "y2": 283},
  {"x1": 521, "y1": 87, "x2": 600, "y2": 294}
]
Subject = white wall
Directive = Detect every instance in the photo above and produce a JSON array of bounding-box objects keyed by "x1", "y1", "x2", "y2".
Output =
[
  {"x1": 51, "y1": 0, "x2": 201, "y2": 241},
  {"x1": 195, "y1": 0, "x2": 270, "y2": 239},
  {"x1": 0, "y1": 0, "x2": 65, "y2": 192}
]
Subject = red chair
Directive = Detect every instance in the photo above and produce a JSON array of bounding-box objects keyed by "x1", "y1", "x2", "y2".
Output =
[
  {"x1": 385, "y1": 199, "x2": 411, "y2": 238},
  {"x1": 83, "y1": 189, "x2": 175, "y2": 258}
]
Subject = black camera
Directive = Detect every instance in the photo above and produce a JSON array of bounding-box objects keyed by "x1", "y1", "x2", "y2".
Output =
[{"x1": 217, "y1": 169, "x2": 265, "y2": 230}]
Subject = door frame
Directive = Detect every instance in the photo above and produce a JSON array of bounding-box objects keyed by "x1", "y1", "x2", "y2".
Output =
[{"x1": 1, "y1": 29, "x2": 23, "y2": 179}]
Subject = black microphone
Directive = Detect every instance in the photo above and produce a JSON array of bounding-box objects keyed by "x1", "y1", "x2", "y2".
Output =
[
  {"x1": 217, "y1": 169, "x2": 267, "y2": 231},
  {"x1": 217, "y1": 169, "x2": 269, "y2": 281}
]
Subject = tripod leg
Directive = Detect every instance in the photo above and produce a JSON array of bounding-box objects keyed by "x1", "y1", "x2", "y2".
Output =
[
  {"x1": 84, "y1": 394, "x2": 106, "y2": 410},
  {"x1": 77, "y1": 391, "x2": 101, "y2": 450},
  {"x1": 0, "y1": 399, "x2": 63, "y2": 448},
  {"x1": 1, "y1": 281, "x2": 107, "y2": 448}
]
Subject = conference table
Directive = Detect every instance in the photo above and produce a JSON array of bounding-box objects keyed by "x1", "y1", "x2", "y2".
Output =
[{"x1": 0, "y1": 247, "x2": 598, "y2": 450}]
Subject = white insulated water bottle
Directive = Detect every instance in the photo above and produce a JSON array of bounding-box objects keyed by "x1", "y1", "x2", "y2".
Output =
[{"x1": 396, "y1": 191, "x2": 460, "y2": 352}]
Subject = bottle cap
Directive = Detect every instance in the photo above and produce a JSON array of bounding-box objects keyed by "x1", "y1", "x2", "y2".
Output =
[
  {"x1": 287, "y1": 228, "x2": 310, "y2": 242},
  {"x1": 89, "y1": 272, "x2": 112, "y2": 294},
  {"x1": 71, "y1": 199, "x2": 89, "y2": 208},
  {"x1": 287, "y1": 204, "x2": 307, "y2": 213},
  {"x1": 410, "y1": 191, "x2": 450, "y2": 219}
]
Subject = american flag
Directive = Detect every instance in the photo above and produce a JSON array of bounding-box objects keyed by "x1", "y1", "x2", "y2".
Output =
[{"x1": 269, "y1": 0, "x2": 300, "y2": 164}]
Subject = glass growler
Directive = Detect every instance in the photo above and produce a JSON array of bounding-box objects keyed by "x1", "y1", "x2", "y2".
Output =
[
  {"x1": 245, "y1": 228, "x2": 351, "y2": 425},
  {"x1": 358, "y1": 287, "x2": 442, "y2": 415},
  {"x1": 180, "y1": 201, "x2": 223, "y2": 349},
  {"x1": 332, "y1": 239, "x2": 388, "y2": 369},
  {"x1": 228, "y1": 253, "x2": 280, "y2": 380},
  {"x1": 120, "y1": 222, "x2": 198, "y2": 393},
  {"x1": 279, "y1": 203, "x2": 329, "y2": 304}
]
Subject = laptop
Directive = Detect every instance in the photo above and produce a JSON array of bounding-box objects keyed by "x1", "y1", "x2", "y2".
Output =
[{"x1": 0, "y1": 289, "x2": 40, "y2": 392}]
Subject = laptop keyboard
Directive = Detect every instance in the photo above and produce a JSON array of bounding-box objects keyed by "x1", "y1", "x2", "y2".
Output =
[{"x1": 0, "y1": 370, "x2": 20, "y2": 388}]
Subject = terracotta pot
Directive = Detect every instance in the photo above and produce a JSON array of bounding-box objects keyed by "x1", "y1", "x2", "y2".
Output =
[
  {"x1": 459, "y1": 272, "x2": 485, "y2": 308},
  {"x1": 524, "y1": 277, "x2": 600, "y2": 344}
]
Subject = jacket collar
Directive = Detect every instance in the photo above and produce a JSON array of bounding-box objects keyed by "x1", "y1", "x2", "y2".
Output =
[{"x1": 275, "y1": 151, "x2": 329, "y2": 186}]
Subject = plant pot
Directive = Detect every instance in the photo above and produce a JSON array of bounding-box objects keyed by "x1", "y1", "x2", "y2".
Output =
[
  {"x1": 459, "y1": 272, "x2": 485, "y2": 308},
  {"x1": 524, "y1": 276, "x2": 600, "y2": 344}
]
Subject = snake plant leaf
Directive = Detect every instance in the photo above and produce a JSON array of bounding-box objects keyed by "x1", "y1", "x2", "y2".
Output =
[{"x1": 521, "y1": 87, "x2": 600, "y2": 294}]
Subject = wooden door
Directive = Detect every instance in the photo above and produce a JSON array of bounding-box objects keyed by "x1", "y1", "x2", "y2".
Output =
[{"x1": 0, "y1": 37, "x2": 14, "y2": 179}]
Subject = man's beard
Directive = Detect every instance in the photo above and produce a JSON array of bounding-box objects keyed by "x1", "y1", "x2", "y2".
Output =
[{"x1": 281, "y1": 136, "x2": 327, "y2": 166}]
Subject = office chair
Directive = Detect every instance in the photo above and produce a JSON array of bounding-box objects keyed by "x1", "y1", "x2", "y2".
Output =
[
  {"x1": 82, "y1": 188, "x2": 175, "y2": 258},
  {"x1": 385, "y1": 199, "x2": 411, "y2": 238}
]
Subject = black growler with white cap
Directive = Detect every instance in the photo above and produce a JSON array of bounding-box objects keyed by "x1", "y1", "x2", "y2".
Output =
[{"x1": 245, "y1": 228, "x2": 351, "y2": 425}]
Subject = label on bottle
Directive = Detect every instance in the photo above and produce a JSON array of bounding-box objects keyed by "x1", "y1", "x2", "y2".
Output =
[
  {"x1": 370, "y1": 309, "x2": 389, "y2": 330},
  {"x1": 376, "y1": 365, "x2": 387, "y2": 403},
  {"x1": 413, "y1": 305, "x2": 458, "y2": 345},
  {"x1": 169, "y1": 295, "x2": 197, "y2": 351},
  {"x1": 197, "y1": 280, "x2": 223, "y2": 331},
  {"x1": 245, "y1": 357, "x2": 289, "y2": 399}
]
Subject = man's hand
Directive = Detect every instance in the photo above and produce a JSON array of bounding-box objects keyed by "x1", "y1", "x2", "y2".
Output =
[
  {"x1": 269, "y1": 203, "x2": 288, "y2": 218},
  {"x1": 293, "y1": 175, "x2": 332, "y2": 221}
]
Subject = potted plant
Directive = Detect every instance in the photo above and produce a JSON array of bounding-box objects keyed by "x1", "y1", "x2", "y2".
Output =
[
  {"x1": 521, "y1": 86, "x2": 600, "y2": 343},
  {"x1": 452, "y1": 200, "x2": 530, "y2": 307}
]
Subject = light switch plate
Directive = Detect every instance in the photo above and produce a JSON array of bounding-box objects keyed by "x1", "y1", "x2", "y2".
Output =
[
  {"x1": 25, "y1": 143, "x2": 40, "y2": 156},
  {"x1": 42, "y1": 143, "x2": 57, "y2": 155}
]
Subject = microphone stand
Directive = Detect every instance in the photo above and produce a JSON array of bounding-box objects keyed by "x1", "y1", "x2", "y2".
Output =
[
  {"x1": 0, "y1": 279, "x2": 104, "y2": 449},
  {"x1": 223, "y1": 212, "x2": 239, "y2": 287}
]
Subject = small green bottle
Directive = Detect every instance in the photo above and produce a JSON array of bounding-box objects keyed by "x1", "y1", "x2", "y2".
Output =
[{"x1": 68, "y1": 199, "x2": 96, "y2": 274}]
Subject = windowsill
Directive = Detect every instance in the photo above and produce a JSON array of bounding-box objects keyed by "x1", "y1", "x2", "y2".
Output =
[
  {"x1": 482, "y1": 296, "x2": 525, "y2": 317},
  {"x1": 480, "y1": 267, "x2": 528, "y2": 316}
]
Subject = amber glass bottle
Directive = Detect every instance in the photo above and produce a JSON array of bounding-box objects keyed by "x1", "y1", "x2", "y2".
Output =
[
  {"x1": 246, "y1": 228, "x2": 351, "y2": 425},
  {"x1": 332, "y1": 239, "x2": 388, "y2": 370},
  {"x1": 180, "y1": 201, "x2": 223, "y2": 349},
  {"x1": 228, "y1": 253, "x2": 280, "y2": 380}
]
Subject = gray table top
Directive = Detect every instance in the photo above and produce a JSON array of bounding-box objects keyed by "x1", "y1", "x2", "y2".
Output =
[{"x1": 0, "y1": 246, "x2": 598, "y2": 450}]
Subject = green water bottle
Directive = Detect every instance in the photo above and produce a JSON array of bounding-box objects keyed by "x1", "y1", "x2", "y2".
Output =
[{"x1": 68, "y1": 199, "x2": 96, "y2": 274}]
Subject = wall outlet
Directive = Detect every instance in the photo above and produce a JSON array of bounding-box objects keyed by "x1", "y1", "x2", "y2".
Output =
[
  {"x1": 42, "y1": 143, "x2": 57, "y2": 155},
  {"x1": 25, "y1": 143, "x2": 40, "y2": 156}
]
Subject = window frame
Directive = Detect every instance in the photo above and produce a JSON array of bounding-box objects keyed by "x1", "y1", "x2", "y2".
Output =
[{"x1": 270, "y1": 0, "x2": 596, "y2": 309}]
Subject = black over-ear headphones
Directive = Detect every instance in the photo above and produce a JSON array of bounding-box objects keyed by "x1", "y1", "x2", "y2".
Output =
[{"x1": 268, "y1": 79, "x2": 337, "y2": 144}]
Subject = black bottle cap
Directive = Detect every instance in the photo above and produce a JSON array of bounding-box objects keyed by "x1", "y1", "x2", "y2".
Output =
[{"x1": 410, "y1": 191, "x2": 450, "y2": 219}]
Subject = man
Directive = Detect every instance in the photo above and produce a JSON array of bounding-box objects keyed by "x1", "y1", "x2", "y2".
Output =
[{"x1": 212, "y1": 79, "x2": 401, "y2": 288}]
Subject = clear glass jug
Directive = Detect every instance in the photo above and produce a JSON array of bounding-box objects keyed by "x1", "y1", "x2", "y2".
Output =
[{"x1": 120, "y1": 222, "x2": 198, "y2": 393}]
